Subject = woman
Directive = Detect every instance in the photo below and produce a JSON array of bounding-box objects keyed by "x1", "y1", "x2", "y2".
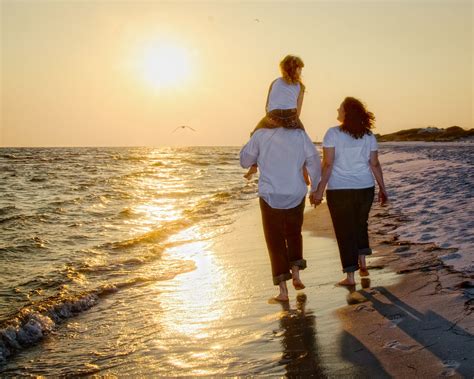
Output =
[
  {"x1": 311, "y1": 97, "x2": 388, "y2": 286},
  {"x1": 240, "y1": 55, "x2": 321, "y2": 302}
]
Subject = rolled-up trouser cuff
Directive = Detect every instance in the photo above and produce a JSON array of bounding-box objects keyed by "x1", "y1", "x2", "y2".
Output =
[
  {"x1": 273, "y1": 273, "x2": 292, "y2": 285},
  {"x1": 358, "y1": 248, "x2": 372, "y2": 255},
  {"x1": 343, "y1": 264, "x2": 359, "y2": 273},
  {"x1": 290, "y1": 259, "x2": 307, "y2": 270}
]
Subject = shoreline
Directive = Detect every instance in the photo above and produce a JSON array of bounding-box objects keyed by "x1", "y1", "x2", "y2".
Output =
[
  {"x1": 1, "y1": 197, "x2": 473, "y2": 376},
  {"x1": 303, "y1": 201, "x2": 474, "y2": 377}
]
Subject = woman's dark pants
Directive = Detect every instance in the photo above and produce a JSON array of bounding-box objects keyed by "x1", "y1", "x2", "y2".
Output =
[
  {"x1": 259, "y1": 197, "x2": 307, "y2": 285},
  {"x1": 326, "y1": 187, "x2": 375, "y2": 273}
]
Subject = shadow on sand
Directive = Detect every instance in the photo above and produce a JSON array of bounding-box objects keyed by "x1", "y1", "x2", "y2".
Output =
[
  {"x1": 276, "y1": 292, "x2": 389, "y2": 378},
  {"x1": 359, "y1": 286, "x2": 474, "y2": 377}
]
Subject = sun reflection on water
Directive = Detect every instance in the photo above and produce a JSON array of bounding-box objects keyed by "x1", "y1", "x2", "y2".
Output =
[
  {"x1": 158, "y1": 237, "x2": 226, "y2": 339},
  {"x1": 134, "y1": 203, "x2": 182, "y2": 225}
]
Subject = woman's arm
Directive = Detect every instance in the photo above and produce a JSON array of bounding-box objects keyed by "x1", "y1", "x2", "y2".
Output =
[
  {"x1": 310, "y1": 147, "x2": 334, "y2": 206},
  {"x1": 296, "y1": 83, "x2": 305, "y2": 117},
  {"x1": 369, "y1": 151, "x2": 388, "y2": 205}
]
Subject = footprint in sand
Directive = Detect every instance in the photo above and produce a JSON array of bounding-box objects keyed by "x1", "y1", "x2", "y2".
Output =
[
  {"x1": 383, "y1": 340, "x2": 416, "y2": 351},
  {"x1": 387, "y1": 314, "x2": 404, "y2": 328},
  {"x1": 355, "y1": 304, "x2": 374, "y2": 312},
  {"x1": 441, "y1": 360, "x2": 460, "y2": 377}
]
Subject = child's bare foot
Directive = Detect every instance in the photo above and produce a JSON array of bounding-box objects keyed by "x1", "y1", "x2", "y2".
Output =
[
  {"x1": 244, "y1": 165, "x2": 258, "y2": 180},
  {"x1": 292, "y1": 278, "x2": 305, "y2": 290}
]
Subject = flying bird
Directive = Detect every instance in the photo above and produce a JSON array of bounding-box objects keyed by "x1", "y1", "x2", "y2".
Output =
[
  {"x1": 173, "y1": 125, "x2": 196, "y2": 133},
  {"x1": 254, "y1": 18, "x2": 260, "y2": 23}
]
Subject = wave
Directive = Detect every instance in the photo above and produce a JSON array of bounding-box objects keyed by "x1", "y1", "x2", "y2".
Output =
[
  {"x1": 181, "y1": 158, "x2": 211, "y2": 166},
  {"x1": 0, "y1": 154, "x2": 18, "y2": 160},
  {"x1": 100, "y1": 218, "x2": 192, "y2": 250},
  {"x1": 30, "y1": 176, "x2": 48, "y2": 183},
  {"x1": 0, "y1": 206, "x2": 17, "y2": 216},
  {"x1": 0, "y1": 214, "x2": 46, "y2": 225},
  {"x1": 0, "y1": 262, "x2": 195, "y2": 364}
]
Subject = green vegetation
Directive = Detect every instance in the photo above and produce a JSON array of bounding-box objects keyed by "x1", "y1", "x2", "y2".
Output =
[{"x1": 375, "y1": 126, "x2": 474, "y2": 142}]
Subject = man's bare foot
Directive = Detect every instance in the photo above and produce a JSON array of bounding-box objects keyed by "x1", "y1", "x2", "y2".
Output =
[
  {"x1": 338, "y1": 278, "x2": 356, "y2": 286},
  {"x1": 292, "y1": 278, "x2": 306, "y2": 290},
  {"x1": 272, "y1": 294, "x2": 289, "y2": 302}
]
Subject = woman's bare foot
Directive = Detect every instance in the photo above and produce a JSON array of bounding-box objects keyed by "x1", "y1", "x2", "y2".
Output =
[
  {"x1": 359, "y1": 256, "x2": 369, "y2": 277},
  {"x1": 338, "y1": 278, "x2": 356, "y2": 286},
  {"x1": 338, "y1": 272, "x2": 355, "y2": 286},
  {"x1": 359, "y1": 268, "x2": 369, "y2": 277}
]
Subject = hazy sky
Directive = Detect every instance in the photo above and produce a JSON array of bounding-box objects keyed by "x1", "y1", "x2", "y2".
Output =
[{"x1": 1, "y1": 0, "x2": 472, "y2": 147}]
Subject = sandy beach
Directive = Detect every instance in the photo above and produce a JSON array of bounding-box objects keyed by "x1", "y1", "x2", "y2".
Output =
[
  {"x1": 304, "y1": 201, "x2": 474, "y2": 377},
  {"x1": 1, "y1": 144, "x2": 473, "y2": 376}
]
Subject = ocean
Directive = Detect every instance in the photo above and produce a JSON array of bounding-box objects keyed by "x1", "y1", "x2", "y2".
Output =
[{"x1": 0, "y1": 143, "x2": 472, "y2": 375}]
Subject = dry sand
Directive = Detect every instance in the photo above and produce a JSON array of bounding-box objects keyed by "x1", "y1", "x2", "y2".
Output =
[{"x1": 303, "y1": 201, "x2": 474, "y2": 377}]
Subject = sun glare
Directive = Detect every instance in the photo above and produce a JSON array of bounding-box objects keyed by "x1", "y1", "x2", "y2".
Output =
[{"x1": 139, "y1": 43, "x2": 191, "y2": 89}]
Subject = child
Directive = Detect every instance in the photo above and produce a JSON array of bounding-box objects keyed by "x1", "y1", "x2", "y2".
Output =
[{"x1": 244, "y1": 55, "x2": 310, "y2": 185}]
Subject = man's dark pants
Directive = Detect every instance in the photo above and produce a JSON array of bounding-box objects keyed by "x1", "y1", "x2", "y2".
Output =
[{"x1": 259, "y1": 197, "x2": 307, "y2": 285}]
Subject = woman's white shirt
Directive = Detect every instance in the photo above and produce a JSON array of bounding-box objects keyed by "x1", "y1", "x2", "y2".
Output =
[
  {"x1": 322, "y1": 126, "x2": 378, "y2": 190},
  {"x1": 240, "y1": 128, "x2": 321, "y2": 209},
  {"x1": 266, "y1": 78, "x2": 301, "y2": 112}
]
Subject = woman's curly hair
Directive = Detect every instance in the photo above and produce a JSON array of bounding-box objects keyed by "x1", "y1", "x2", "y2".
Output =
[
  {"x1": 279, "y1": 55, "x2": 304, "y2": 85},
  {"x1": 340, "y1": 97, "x2": 375, "y2": 139}
]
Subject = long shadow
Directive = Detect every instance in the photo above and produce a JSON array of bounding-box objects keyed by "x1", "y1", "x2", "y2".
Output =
[
  {"x1": 276, "y1": 293, "x2": 389, "y2": 378},
  {"x1": 335, "y1": 282, "x2": 391, "y2": 378},
  {"x1": 277, "y1": 294, "x2": 325, "y2": 377},
  {"x1": 362, "y1": 286, "x2": 474, "y2": 377}
]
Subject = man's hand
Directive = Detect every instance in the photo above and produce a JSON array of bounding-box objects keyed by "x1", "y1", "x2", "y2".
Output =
[{"x1": 309, "y1": 191, "x2": 323, "y2": 207}]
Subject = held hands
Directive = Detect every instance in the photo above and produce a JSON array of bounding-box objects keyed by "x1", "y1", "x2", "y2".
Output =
[{"x1": 309, "y1": 188, "x2": 324, "y2": 208}]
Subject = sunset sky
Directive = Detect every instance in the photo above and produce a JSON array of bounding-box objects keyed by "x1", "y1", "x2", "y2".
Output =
[{"x1": 1, "y1": 0, "x2": 472, "y2": 147}]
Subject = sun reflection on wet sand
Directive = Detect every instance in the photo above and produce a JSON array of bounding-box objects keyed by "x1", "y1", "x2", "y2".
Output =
[{"x1": 158, "y1": 234, "x2": 226, "y2": 339}]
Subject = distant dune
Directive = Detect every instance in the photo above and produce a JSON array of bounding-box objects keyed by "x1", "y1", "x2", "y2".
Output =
[{"x1": 375, "y1": 126, "x2": 474, "y2": 142}]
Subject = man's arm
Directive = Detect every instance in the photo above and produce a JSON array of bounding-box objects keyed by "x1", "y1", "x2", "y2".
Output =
[{"x1": 310, "y1": 147, "x2": 334, "y2": 205}]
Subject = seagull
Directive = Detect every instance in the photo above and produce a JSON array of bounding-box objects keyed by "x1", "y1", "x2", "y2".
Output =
[
  {"x1": 172, "y1": 125, "x2": 196, "y2": 133},
  {"x1": 254, "y1": 18, "x2": 260, "y2": 23}
]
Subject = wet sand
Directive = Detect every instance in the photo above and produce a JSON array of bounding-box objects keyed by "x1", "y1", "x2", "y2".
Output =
[
  {"x1": 304, "y1": 201, "x2": 474, "y2": 377},
  {"x1": 207, "y1": 199, "x2": 399, "y2": 377},
  {"x1": 2, "y1": 199, "x2": 472, "y2": 376}
]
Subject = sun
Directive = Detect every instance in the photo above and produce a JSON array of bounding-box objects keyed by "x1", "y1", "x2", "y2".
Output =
[{"x1": 139, "y1": 42, "x2": 191, "y2": 89}]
